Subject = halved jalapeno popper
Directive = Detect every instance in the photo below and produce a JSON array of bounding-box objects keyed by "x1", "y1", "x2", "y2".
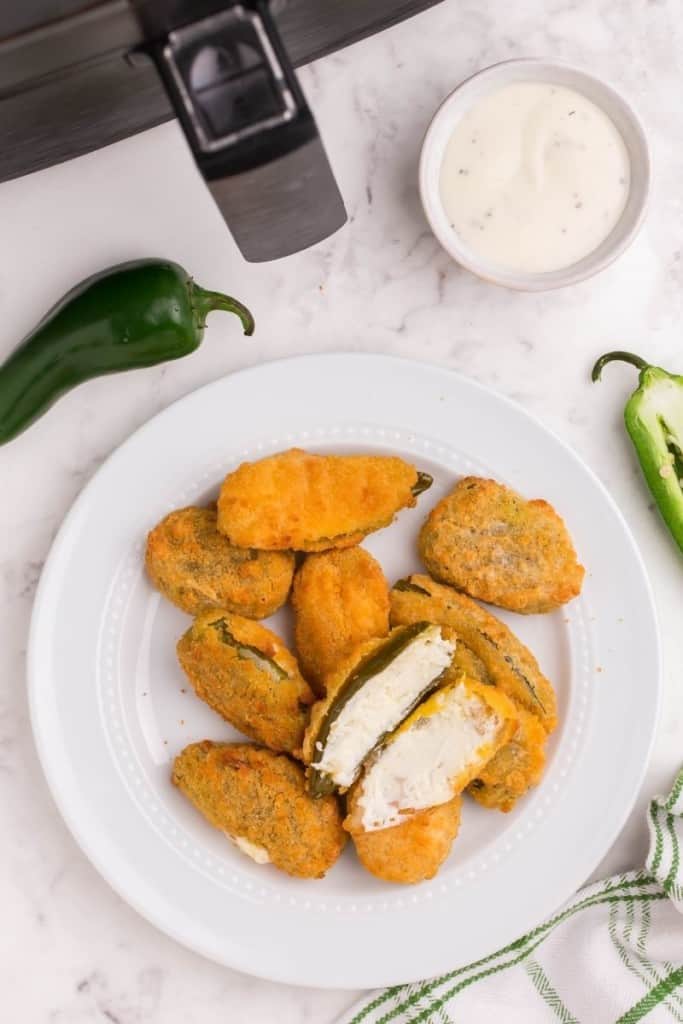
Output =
[
  {"x1": 440, "y1": 639, "x2": 547, "y2": 812},
  {"x1": 390, "y1": 575, "x2": 558, "y2": 734},
  {"x1": 177, "y1": 611, "x2": 314, "y2": 754},
  {"x1": 344, "y1": 678, "x2": 518, "y2": 834},
  {"x1": 145, "y1": 505, "x2": 295, "y2": 617},
  {"x1": 390, "y1": 575, "x2": 553, "y2": 811},
  {"x1": 217, "y1": 447, "x2": 433, "y2": 551},
  {"x1": 173, "y1": 742, "x2": 346, "y2": 879},
  {"x1": 302, "y1": 623, "x2": 455, "y2": 797}
]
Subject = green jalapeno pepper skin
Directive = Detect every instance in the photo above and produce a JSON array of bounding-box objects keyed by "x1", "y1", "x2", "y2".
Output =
[
  {"x1": 592, "y1": 351, "x2": 683, "y2": 553},
  {"x1": 209, "y1": 617, "x2": 289, "y2": 681},
  {"x1": 393, "y1": 578, "x2": 432, "y2": 597},
  {"x1": 0, "y1": 259, "x2": 254, "y2": 445},
  {"x1": 411, "y1": 471, "x2": 434, "y2": 497}
]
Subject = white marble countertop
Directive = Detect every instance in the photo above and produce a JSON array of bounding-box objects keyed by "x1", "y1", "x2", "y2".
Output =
[{"x1": 2, "y1": 0, "x2": 683, "y2": 1019}]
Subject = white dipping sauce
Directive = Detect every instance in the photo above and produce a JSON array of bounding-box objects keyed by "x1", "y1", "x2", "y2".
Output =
[{"x1": 439, "y1": 81, "x2": 631, "y2": 273}]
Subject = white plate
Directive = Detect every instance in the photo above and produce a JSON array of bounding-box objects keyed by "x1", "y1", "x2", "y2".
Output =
[{"x1": 28, "y1": 354, "x2": 660, "y2": 989}]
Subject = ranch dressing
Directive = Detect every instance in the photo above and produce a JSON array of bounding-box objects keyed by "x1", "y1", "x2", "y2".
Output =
[{"x1": 439, "y1": 81, "x2": 630, "y2": 273}]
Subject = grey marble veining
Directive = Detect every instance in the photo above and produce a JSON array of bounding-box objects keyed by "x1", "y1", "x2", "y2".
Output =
[{"x1": 2, "y1": 0, "x2": 683, "y2": 1019}]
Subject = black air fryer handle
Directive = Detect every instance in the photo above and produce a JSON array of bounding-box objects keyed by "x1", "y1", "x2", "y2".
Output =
[
  {"x1": 130, "y1": 0, "x2": 347, "y2": 261},
  {"x1": 138, "y1": 0, "x2": 317, "y2": 177}
]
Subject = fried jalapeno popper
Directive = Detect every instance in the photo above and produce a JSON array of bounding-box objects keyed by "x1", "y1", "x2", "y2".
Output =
[
  {"x1": 177, "y1": 612, "x2": 314, "y2": 754},
  {"x1": 145, "y1": 506, "x2": 295, "y2": 617},
  {"x1": 441, "y1": 649, "x2": 548, "y2": 813},
  {"x1": 468, "y1": 707, "x2": 547, "y2": 812},
  {"x1": 345, "y1": 679, "x2": 517, "y2": 833},
  {"x1": 441, "y1": 642, "x2": 547, "y2": 812},
  {"x1": 346, "y1": 795, "x2": 462, "y2": 884},
  {"x1": 390, "y1": 575, "x2": 557, "y2": 733},
  {"x1": 292, "y1": 547, "x2": 390, "y2": 693},
  {"x1": 419, "y1": 477, "x2": 584, "y2": 614},
  {"x1": 173, "y1": 742, "x2": 345, "y2": 878},
  {"x1": 217, "y1": 448, "x2": 432, "y2": 551},
  {"x1": 303, "y1": 624, "x2": 455, "y2": 797}
]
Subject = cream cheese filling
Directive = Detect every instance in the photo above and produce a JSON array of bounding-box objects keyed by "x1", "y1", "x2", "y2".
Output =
[
  {"x1": 358, "y1": 683, "x2": 501, "y2": 831},
  {"x1": 225, "y1": 832, "x2": 270, "y2": 864},
  {"x1": 312, "y1": 625, "x2": 454, "y2": 788}
]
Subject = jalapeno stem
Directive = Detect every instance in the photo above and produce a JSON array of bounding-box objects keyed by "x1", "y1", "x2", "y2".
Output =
[
  {"x1": 192, "y1": 284, "x2": 255, "y2": 336},
  {"x1": 591, "y1": 351, "x2": 649, "y2": 382},
  {"x1": 412, "y1": 471, "x2": 433, "y2": 497}
]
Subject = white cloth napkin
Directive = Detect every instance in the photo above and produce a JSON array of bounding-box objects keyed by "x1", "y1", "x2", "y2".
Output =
[{"x1": 339, "y1": 769, "x2": 683, "y2": 1024}]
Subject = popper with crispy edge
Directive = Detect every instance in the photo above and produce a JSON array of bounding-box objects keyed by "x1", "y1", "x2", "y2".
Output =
[
  {"x1": 177, "y1": 612, "x2": 314, "y2": 754},
  {"x1": 468, "y1": 706, "x2": 547, "y2": 812},
  {"x1": 145, "y1": 505, "x2": 295, "y2": 617},
  {"x1": 390, "y1": 575, "x2": 558, "y2": 733},
  {"x1": 441, "y1": 640, "x2": 548, "y2": 812},
  {"x1": 346, "y1": 795, "x2": 462, "y2": 884},
  {"x1": 303, "y1": 623, "x2": 455, "y2": 797},
  {"x1": 292, "y1": 547, "x2": 390, "y2": 694},
  {"x1": 345, "y1": 678, "x2": 518, "y2": 833},
  {"x1": 419, "y1": 476, "x2": 584, "y2": 614},
  {"x1": 173, "y1": 742, "x2": 345, "y2": 878},
  {"x1": 217, "y1": 448, "x2": 432, "y2": 551}
]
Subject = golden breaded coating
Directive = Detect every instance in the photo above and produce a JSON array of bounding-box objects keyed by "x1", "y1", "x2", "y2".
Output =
[
  {"x1": 173, "y1": 742, "x2": 345, "y2": 878},
  {"x1": 177, "y1": 612, "x2": 314, "y2": 754},
  {"x1": 419, "y1": 476, "x2": 584, "y2": 614},
  {"x1": 390, "y1": 575, "x2": 557, "y2": 733},
  {"x1": 145, "y1": 506, "x2": 295, "y2": 617},
  {"x1": 217, "y1": 448, "x2": 431, "y2": 551},
  {"x1": 468, "y1": 706, "x2": 547, "y2": 812},
  {"x1": 292, "y1": 547, "x2": 390, "y2": 693},
  {"x1": 345, "y1": 791, "x2": 462, "y2": 884},
  {"x1": 446, "y1": 635, "x2": 492, "y2": 686}
]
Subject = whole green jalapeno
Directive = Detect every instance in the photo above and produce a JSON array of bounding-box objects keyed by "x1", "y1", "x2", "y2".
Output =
[{"x1": 0, "y1": 259, "x2": 254, "y2": 445}]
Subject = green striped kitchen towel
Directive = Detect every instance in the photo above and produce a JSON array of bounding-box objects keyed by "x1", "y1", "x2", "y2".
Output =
[{"x1": 339, "y1": 768, "x2": 683, "y2": 1024}]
